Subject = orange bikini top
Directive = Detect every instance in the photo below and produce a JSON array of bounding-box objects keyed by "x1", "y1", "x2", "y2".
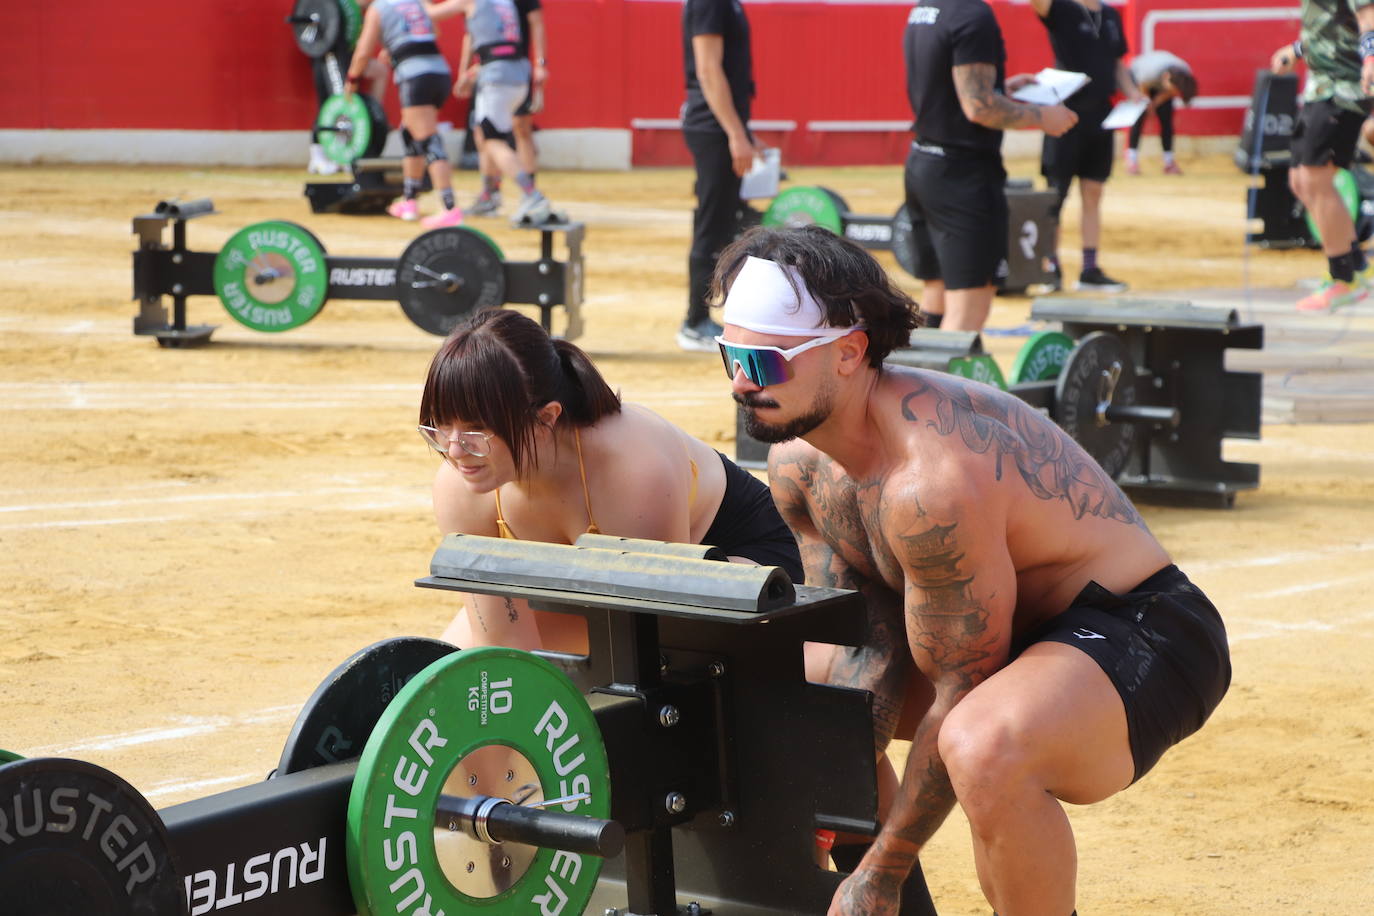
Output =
[{"x1": 493, "y1": 427, "x2": 698, "y2": 540}]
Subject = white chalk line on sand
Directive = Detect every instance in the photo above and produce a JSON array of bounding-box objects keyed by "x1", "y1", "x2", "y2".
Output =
[
  {"x1": 0, "y1": 484, "x2": 430, "y2": 530},
  {"x1": 26, "y1": 705, "x2": 297, "y2": 757}
]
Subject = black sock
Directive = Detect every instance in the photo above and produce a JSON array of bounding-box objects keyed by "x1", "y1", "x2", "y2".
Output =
[
  {"x1": 440, "y1": 188, "x2": 456, "y2": 210},
  {"x1": 1351, "y1": 242, "x2": 1368, "y2": 272},
  {"x1": 403, "y1": 178, "x2": 422, "y2": 200},
  {"x1": 1329, "y1": 251, "x2": 1356, "y2": 283},
  {"x1": 483, "y1": 174, "x2": 501, "y2": 195},
  {"x1": 918, "y1": 310, "x2": 944, "y2": 329}
]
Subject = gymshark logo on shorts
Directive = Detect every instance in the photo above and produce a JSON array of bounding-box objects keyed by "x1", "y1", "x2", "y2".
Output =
[
  {"x1": 1072, "y1": 627, "x2": 1106, "y2": 640},
  {"x1": 909, "y1": 6, "x2": 939, "y2": 25}
]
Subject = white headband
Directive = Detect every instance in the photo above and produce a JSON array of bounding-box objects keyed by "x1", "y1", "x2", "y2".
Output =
[{"x1": 721, "y1": 256, "x2": 857, "y2": 338}]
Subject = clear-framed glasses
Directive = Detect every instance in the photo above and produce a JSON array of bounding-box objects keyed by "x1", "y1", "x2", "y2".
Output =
[
  {"x1": 715, "y1": 333, "x2": 854, "y2": 387},
  {"x1": 417, "y1": 425, "x2": 495, "y2": 458}
]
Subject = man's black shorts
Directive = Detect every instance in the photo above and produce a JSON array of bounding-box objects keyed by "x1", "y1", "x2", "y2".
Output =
[
  {"x1": 1013, "y1": 564, "x2": 1231, "y2": 783},
  {"x1": 1291, "y1": 98, "x2": 1367, "y2": 169},
  {"x1": 399, "y1": 71, "x2": 452, "y2": 109},
  {"x1": 1041, "y1": 113, "x2": 1115, "y2": 185},
  {"x1": 903, "y1": 144, "x2": 1009, "y2": 290}
]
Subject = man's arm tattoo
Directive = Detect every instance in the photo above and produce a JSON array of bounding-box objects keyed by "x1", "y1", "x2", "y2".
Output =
[
  {"x1": 901, "y1": 380, "x2": 1145, "y2": 527},
  {"x1": 952, "y1": 62, "x2": 1043, "y2": 129}
]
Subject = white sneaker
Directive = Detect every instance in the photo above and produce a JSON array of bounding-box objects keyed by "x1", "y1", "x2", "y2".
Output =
[
  {"x1": 308, "y1": 144, "x2": 341, "y2": 176},
  {"x1": 512, "y1": 190, "x2": 552, "y2": 226}
]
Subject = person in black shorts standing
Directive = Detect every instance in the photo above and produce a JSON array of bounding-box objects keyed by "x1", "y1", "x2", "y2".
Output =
[
  {"x1": 903, "y1": 0, "x2": 1077, "y2": 331},
  {"x1": 468, "y1": 0, "x2": 547, "y2": 216},
  {"x1": 1031, "y1": 0, "x2": 1142, "y2": 292},
  {"x1": 1270, "y1": 0, "x2": 1374, "y2": 312},
  {"x1": 679, "y1": 0, "x2": 763, "y2": 351}
]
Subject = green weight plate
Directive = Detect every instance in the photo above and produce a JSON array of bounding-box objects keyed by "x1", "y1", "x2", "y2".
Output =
[
  {"x1": 762, "y1": 186, "x2": 845, "y2": 234},
  {"x1": 1304, "y1": 167, "x2": 1360, "y2": 244},
  {"x1": 317, "y1": 92, "x2": 387, "y2": 166},
  {"x1": 948, "y1": 354, "x2": 1007, "y2": 390},
  {"x1": 821, "y1": 186, "x2": 851, "y2": 220},
  {"x1": 0, "y1": 749, "x2": 21, "y2": 764},
  {"x1": 214, "y1": 221, "x2": 329, "y2": 332},
  {"x1": 347, "y1": 647, "x2": 610, "y2": 916},
  {"x1": 1010, "y1": 330, "x2": 1075, "y2": 384},
  {"x1": 339, "y1": 0, "x2": 363, "y2": 47}
]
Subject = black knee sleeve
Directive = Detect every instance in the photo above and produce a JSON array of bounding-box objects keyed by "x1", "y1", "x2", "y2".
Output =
[
  {"x1": 401, "y1": 127, "x2": 425, "y2": 159},
  {"x1": 479, "y1": 117, "x2": 516, "y2": 150},
  {"x1": 423, "y1": 132, "x2": 447, "y2": 166}
]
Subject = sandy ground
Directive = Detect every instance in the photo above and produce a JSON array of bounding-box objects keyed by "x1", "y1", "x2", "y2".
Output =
[{"x1": 1, "y1": 153, "x2": 1372, "y2": 914}]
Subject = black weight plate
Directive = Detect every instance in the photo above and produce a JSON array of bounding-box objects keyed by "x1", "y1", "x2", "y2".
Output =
[
  {"x1": 290, "y1": 0, "x2": 342, "y2": 59},
  {"x1": 277, "y1": 636, "x2": 459, "y2": 775},
  {"x1": 397, "y1": 227, "x2": 508, "y2": 336},
  {"x1": 0, "y1": 758, "x2": 185, "y2": 916},
  {"x1": 1053, "y1": 331, "x2": 1136, "y2": 479},
  {"x1": 360, "y1": 94, "x2": 389, "y2": 160},
  {"x1": 890, "y1": 203, "x2": 919, "y2": 277}
]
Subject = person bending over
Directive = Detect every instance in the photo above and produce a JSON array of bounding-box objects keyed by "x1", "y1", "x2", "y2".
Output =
[
  {"x1": 346, "y1": 0, "x2": 466, "y2": 227},
  {"x1": 1125, "y1": 51, "x2": 1198, "y2": 175},
  {"x1": 417, "y1": 308, "x2": 802, "y2": 653},
  {"x1": 714, "y1": 225, "x2": 1231, "y2": 916}
]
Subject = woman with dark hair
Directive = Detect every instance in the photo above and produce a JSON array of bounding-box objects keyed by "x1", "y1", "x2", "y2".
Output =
[
  {"x1": 1126, "y1": 52, "x2": 1198, "y2": 176},
  {"x1": 418, "y1": 308, "x2": 803, "y2": 652}
]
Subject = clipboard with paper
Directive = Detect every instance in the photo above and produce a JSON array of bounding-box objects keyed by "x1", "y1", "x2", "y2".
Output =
[{"x1": 1011, "y1": 68, "x2": 1090, "y2": 106}]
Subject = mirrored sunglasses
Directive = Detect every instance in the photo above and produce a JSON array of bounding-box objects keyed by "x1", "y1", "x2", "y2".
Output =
[
  {"x1": 715, "y1": 334, "x2": 845, "y2": 387},
  {"x1": 417, "y1": 425, "x2": 495, "y2": 458}
]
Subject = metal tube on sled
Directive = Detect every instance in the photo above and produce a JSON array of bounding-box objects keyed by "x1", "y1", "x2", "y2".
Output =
[
  {"x1": 573, "y1": 532, "x2": 728, "y2": 561},
  {"x1": 430, "y1": 533, "x2": 795, "y2": 612}
]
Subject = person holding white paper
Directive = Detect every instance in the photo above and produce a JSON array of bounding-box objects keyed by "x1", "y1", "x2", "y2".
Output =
[
  {"x1": 1031, "y1": 0, "x2": 1142, "y2": 292},
  {"x1": 900, "y1": 0, "x2": 1076, "y2": 332}
]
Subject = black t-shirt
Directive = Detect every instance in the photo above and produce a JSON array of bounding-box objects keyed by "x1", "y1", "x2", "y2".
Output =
[
  {"x1": 681, "y1": 0, "x2": 754, "y2": 133},
  {"x1": 514, "y1": 0, "x2": 540, "y2": 60},
  {"x1": 904, "y1": 0, "x2": 1007, "y2": 153},
  {"x1": 1038, "y1": 0, "x2": 1127, "y2": 115}
]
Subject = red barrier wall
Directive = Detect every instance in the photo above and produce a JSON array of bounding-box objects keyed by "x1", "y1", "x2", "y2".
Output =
[{"x1": 0, "y1": 0, "x2": 1299, "y2": 165}]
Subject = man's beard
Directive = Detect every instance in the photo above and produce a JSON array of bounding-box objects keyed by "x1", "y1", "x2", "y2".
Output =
[{"x1": 734, "y1": 385, "x2": 834, "y2": 444}]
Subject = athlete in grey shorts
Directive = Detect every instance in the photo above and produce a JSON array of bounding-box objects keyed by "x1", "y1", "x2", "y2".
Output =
[{"x1": 453, "y1": 0, "x2": 557, "y2": 226}]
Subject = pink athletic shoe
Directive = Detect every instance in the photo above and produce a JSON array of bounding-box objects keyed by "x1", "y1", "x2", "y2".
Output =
[
  {"x1": 387, "y1": 198, "x2": 419, "y2": 222},
  {"x1": 420, "y1": 206, "x2": 465, "y2": 229},
  {"x1": 1125, "y1": 158, "x2": 1140, "y2": 176},
  {"x1": 1163, "y1": 160, "x2": 1183, "y2": 175}
]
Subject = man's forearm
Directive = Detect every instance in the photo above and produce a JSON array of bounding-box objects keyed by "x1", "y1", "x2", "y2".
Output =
[
  {"x1": 700, "y1": 67, "x2": 748, "y2": 139},
  {"x1": 865, "y1": 700, "x2": 960, "y2": 874},
  {"x1": 953, "y1": 63, "x2": 1045, "y2": 130}
]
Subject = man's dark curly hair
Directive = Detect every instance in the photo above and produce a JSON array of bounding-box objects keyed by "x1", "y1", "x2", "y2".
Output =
[{"x1": 711, "y1": 225, "x2": 921, "y2": 367}]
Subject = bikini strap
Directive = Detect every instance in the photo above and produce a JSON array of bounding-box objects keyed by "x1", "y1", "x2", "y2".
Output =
[
  {"x1": 574, "y1": 426, "x2": 601, "y2": 535},
  {"x1": 493, "y1": 487, "x2": 517, "y2": 539}
]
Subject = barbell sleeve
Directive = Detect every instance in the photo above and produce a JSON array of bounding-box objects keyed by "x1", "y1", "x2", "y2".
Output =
[
  {"x1": 436, "y1": 794, "x2": 626, "y2": 859},
  {"x1": 1104, "y1": 404, "x2": 1181, "y2": 427}
]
